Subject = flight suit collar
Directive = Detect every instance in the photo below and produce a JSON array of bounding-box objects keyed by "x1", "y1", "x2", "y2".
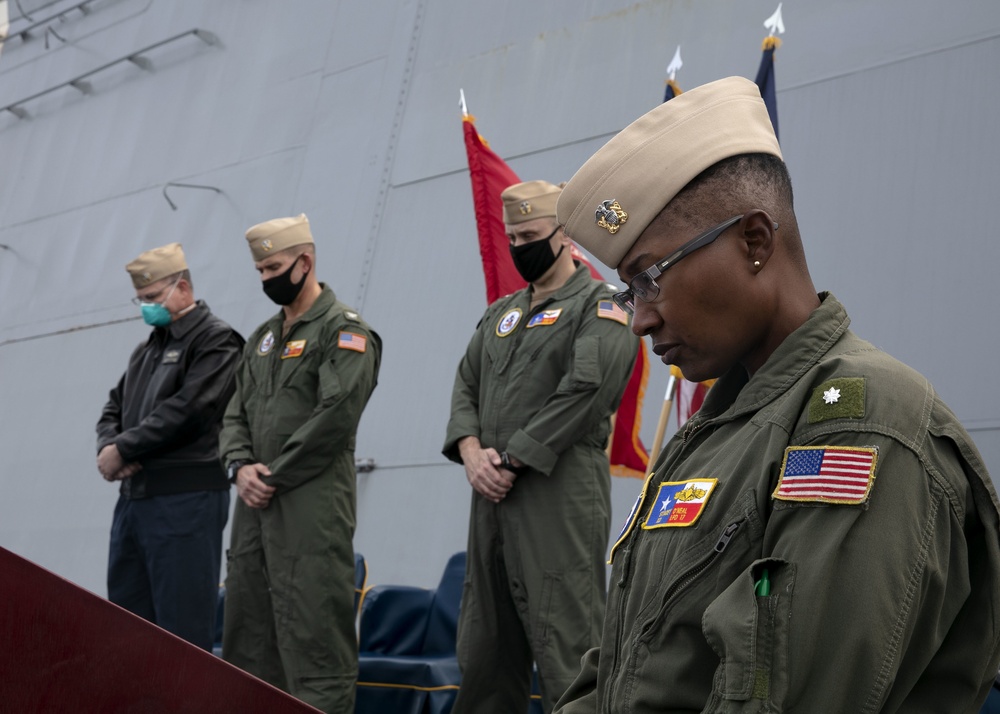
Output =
[
  {"x1": 526, "y1": 262, "x2": 592, "y2": 307},
  {"x1": 269, "y1": 283, "x2": 336, "y2": 332},
  {"x1": 165, "y1": 300, "x2": 211, "y2": 340},
  {"x1": 697, "y1": 292, "x2": 850, "y2": 421},
  {"x1": 293, "y1": 283, "x2": 337, "y2": 325}
]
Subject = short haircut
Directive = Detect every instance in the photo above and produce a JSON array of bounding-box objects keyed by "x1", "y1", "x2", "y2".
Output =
[
  {"x1": 165, "y1": 269, "x2": 193, "y2": 291},
  {"x1": 671, "y1": 153, "x2": 794, "y2": 223}
]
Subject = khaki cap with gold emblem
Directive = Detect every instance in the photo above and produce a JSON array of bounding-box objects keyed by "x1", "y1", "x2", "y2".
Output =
[
  {"x1": 245, "y1": 213, "x2": 314, "y2": 262},
  {"x1": 557, "y1": 76, "x2": 782, "y2": 268},
  {"x1": 501, "y1": 180, "x2": 562, "y2": 225},
  {"x1": 126, "y1": 242, "x2": 188, "y2": 289}
]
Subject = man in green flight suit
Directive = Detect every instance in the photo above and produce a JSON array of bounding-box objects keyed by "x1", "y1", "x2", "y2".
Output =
[
  {"x1": 444, "y1": 180, "x2": 639, "y2": 713},
  {"x1": 553, "y1": 76, "x2": 1000, "y2": 713},
  {"x1": 219, "y1": 213, "x2": 381, "y2": 713}
]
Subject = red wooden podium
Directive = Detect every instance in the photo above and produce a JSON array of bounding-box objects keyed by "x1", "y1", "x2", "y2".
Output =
[{"x1": 0, "y1": 546, "x2": 320, "y2": 713}]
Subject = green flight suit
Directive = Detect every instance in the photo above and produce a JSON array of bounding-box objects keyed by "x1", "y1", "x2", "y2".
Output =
[
  {"x1": 444, "y1": 264, "x2": 639, "y2": 713},
  {"x1": 219, "y1": 285, "x2": 381, "y2": 714},
  {"x1": 556, "y1": 293, "x2": 1000, "y2": 714}
]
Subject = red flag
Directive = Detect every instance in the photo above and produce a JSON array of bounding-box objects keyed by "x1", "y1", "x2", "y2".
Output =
[
  {"x1": 462, "y1": 114, "x2": 650, "y2": 478},
  {"x1": 462, "y1": 115, "x2": 526, "y2": 303},
  {"x1": 674, "y1": 366, "x2": 716, "y2": 429}
]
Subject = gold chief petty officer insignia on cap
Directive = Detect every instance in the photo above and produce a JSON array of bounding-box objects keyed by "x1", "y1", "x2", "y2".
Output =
[{"x1": 595, "y1": 200, "x2": 628, "y2": 234}]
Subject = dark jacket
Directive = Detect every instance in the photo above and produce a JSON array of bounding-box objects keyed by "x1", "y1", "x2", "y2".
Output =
[{"x1": 97, "y1": 300, "x2": 244, "y2": 498}]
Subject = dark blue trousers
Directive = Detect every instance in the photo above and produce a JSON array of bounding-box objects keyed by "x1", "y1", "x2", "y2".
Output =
[{"x1": 108, "y1": 490, "x2": 229, "y2": 651}]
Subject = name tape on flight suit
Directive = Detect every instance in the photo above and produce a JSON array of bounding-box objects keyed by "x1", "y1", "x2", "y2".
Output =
[
  {"x1": 642, "y1": 479, "x2": 719, "y2": 529},
  {"x1": 281, "y1": 340, "x2": 306, "y2": 359},
  {"x1": 527, "y1": 308, "x2": 562, "y2": 328}
]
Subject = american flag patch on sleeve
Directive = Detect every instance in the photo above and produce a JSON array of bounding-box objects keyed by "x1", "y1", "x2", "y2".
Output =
[
  {"x1": 597, "y1": 299, "x2": 628, "y2": 325},
  {"x1": 773, "y1": 446, "x2": 878, "y2": 505},
  {"x1": 338, "y1": 331, "x2": 367, "y2": 353}
]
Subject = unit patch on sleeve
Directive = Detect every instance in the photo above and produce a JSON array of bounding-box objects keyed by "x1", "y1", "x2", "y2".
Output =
[
  {"x1": 597, "y1": 299, "x2": 628, "y2": 325},
  {"x1": 338, "y1": 331, "x2": 367, "y2": 353},
  {"x1": 257, "y1": 331, "x2": 275, "y2": 355},
  {"x1": 527, "y1": 308, "x2": 562, "y2": 328},
  {"x1": 773, "y1": 445, "x2": 878, "y2": 505},
  {"x1": 495, "y1": 308, "x2": 522, "y2": 337},
  {"x1": 281, "y1": 339, "x2": 307, "y2": 359},
  {"x1": 642, "y1": 478, "x2": 718, "y2": 529}
]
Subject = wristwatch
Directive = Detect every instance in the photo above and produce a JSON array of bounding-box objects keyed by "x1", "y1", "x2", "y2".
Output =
[
  {"x1": 227, "y1": 459, "x2": 251, "y2": 483},
  {"x1": 500, "y1": 451, "x2": 528, "y2": 476}
]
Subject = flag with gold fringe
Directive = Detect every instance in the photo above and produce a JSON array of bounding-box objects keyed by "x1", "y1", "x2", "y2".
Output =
[
  {"x1": 663, "y1": 78, "x2": 681, "y2": 103},
  {"x1": 675, "y1": 367, "x2": 716, "y2": 429},
  {"x1": 462, "y1": 112, "x2": 526, "y2": 302},
  {"x1": 663, "y1": 45, "x2": 683, "y2": 103},
  {"x1": 755, "y1": 36, "x2": 780, "y2": 142},
  {"x1": 756, "y1": 3, "x2": 784, "y2": 141},
  {"x1": 657, "y1": 56, "x2": 715, "y2": 438},
  {"x1": 461, "y1": 107, "x2": 650, "y2": 478}
]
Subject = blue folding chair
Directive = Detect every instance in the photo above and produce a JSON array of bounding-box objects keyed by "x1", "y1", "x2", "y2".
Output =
[
  {"x1": 980, "y1": 672, "x2": 1000, "y2": 714},
  {"x1": 355, "y1": 552, "x2": 465, "y2": 714},
  {"x1": 354, "y1": 552, "x2": 368, "y2": 620}
]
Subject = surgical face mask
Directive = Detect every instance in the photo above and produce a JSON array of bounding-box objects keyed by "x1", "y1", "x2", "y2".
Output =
[
  {"x1": 139, "y1": 280, "x2": 179, "y2": 327},
  {"x1": 262, "y1": 254, "x2": 307, "y2": 306},
  {"x1": 509, "y1": 226, "x2": 564, "y2": 283}
]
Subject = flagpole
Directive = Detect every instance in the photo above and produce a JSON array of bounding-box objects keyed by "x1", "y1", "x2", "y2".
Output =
[
  {"x1": 647, "y1": 372, "x2": 678, "y2": 465},
  {"x1": 606, "y1": 412, "x2": 617, "y2": 458}
]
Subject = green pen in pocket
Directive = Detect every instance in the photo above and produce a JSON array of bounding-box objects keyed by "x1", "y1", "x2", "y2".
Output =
[{"x1": 754, "y1": 568, "x2": 771, "y2": 596}]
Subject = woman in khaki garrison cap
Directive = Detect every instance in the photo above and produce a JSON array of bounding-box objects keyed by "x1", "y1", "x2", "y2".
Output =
[{"x1": 552, "y1": 77, "x2": 1000, "y2": 714}]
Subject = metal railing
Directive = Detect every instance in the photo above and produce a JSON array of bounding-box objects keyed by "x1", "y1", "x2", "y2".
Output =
[
  {"x1": 1, "y1": 28, "x2": 217, "y2": 119},
  {"x1": 3, "y1": 0, "x2": 102, "y2": 44}
]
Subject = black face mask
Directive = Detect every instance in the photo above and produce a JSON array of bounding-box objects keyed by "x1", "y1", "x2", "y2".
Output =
[
  {"x1": 262, "y1": 254, "x2": 307, "y2": 306},
  {"x1": 509, "y1": 226, "x2": 564, "y2": 283}
]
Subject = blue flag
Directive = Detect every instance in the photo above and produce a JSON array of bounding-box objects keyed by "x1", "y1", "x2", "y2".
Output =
[
  {"x1": 663, "y1": 78, "x2": 681, "y2": 104},
  {"x1": 755, "y1": 37, "x2": 780, "y2": 141}
]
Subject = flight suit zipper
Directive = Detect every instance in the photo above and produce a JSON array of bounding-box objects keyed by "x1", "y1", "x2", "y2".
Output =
[{"x1": 606, "y1": 520, "x2": 744, "y2": 714}]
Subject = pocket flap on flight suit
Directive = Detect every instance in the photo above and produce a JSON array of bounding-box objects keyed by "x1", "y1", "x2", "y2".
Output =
[
  {"x1": 569, "y1": 335, "x2": 601, "y2": 388},
  {"x1": 318, "y1": 358, "x2": 344, "y2": 405},
  {"x1": 702, "y1": 557, "x2": 795, "y2": 707}
]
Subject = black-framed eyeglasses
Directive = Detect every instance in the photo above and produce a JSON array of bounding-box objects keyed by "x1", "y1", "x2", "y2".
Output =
[
  {"x1": 613, "y1": 214, "x2": 748, "y2": 315},
  {"x1": 130, "y1": 279, "x2": 179, "y2": 306}
]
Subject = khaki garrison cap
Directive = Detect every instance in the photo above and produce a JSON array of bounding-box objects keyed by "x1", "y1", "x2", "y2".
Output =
[
  {"x1": 126, "y1": 242, "x2": 187, "y2": 289},
  {"x1": 557, "y1": 76, "x2": 782, "y2": 268},
  {"x1": 245, "y1": 213, "x2": 314, "y2": 261},
  {"x1": 501, "y1": 180, "x2": 562, "y2": 225}
]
